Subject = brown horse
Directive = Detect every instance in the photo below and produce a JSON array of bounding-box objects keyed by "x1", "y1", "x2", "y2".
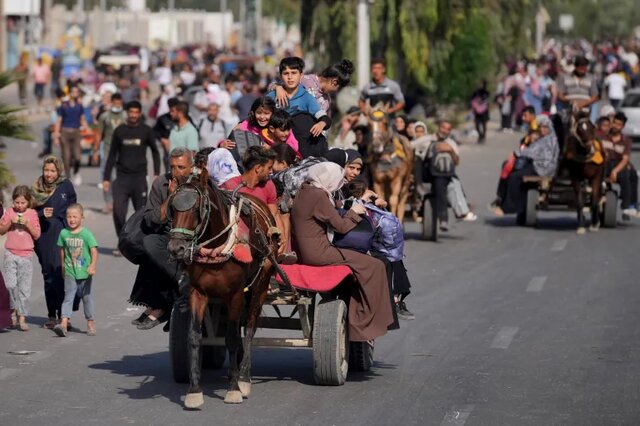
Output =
[
  {"x1": 563, "y1": 112, "x2": 606, "y2": 233},
  {"x1": 366, "y1": 108, "x2": 414, "y2": 223},
  {"x1": 166, "y1": 167, "x2": 279, "y2": 408}
]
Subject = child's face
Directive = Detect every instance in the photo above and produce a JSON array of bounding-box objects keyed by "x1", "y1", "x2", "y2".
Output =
[
  {"x1": 255, "y1": 107, "x2": 272, "y2": 128},
  {"x1": 66, "y1": 208, "x2": 83, "y2": 230},
  {"x1": 273, "y1": 160, "x2": 289, "y2": 173},
  {"x1": 270, "y1": 126, "x2": 290, "y2": 143},
  {"x1": 13, "y1": 196, "x2": 29, "y2": 213},
  {"x1": 280, "y1": 67, "x2": 302, "y2": 90},
  {"x1": 345, "y1": 163, "x2": 362, "y2": 182}
]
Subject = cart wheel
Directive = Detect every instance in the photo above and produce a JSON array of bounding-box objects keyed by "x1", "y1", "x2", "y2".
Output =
[
  {"x1": 349, "y1": 340, "x2": 374, "y2": 372},
  {"x1": 421, "y1": 196, "x2": 438, "y2": 242},
  {"x1": 524, "y1": 189, "x2": 538, "y2": 227},
  {"x1": 312, "y1": 299, "x2": 349, "y2": 386},
  {"x1": 169, "y1": 305, "x2": 191, "y2": 384},
  {"x1": 602, "y1": 190, "x2": 618, "y2": 228},
  {"x1": 202, "y1": 305, "x2": 227, "y2": 369}
]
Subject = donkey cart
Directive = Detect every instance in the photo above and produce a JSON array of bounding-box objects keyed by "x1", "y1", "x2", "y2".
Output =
[{"x1": 169, "y1": 264, "x2": 374, "y2": 386}]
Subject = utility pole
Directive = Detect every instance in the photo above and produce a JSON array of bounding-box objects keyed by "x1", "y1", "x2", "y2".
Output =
[
  {"x1": 0, "y1": 0, "x2": 5, "y2": 71},
  {"x1": 221, "y1": 0, "x2": 226, "y2": 49},
  {"x1": 357, "y1": 0, "x2": 370, "y2": 89}
]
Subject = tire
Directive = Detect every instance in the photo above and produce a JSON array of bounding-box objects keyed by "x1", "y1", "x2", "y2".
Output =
[
  {"x1": 524, "y1": 189, "x2": 538, "y2": 227},
  {"x1": 349, "y1": 341, "x2": 374, "y2": 372},
  {"x1": 421, "y1": 197, "x2": 438, "y2": 242},
  {"x1": 602, "y1": 190, "x2": 618, "y2": 228},
  {"x1": 202, "y1": 306, "x2": 227, "y2": 369},
  {"x1": 312, "y1": 299, "x2": 349, "y2": 386},
  {"x1": 169, "y1": 305, "x2": 191, "y2": 384}
]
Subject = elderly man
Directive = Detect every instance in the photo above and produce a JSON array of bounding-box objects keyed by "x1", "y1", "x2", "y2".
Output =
[{"x1": 130, "y1": 148, "x2": 194, "y2": 330}]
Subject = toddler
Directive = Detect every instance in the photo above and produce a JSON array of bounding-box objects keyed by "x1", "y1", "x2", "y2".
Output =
[{"x1": 54, "y1": 203, "x2": 98, "y2": 337}]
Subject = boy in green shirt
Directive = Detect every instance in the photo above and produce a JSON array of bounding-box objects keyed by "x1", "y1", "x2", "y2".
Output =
[{"x1": 54, "y1": 203, "x2": 99, "y2": 337}]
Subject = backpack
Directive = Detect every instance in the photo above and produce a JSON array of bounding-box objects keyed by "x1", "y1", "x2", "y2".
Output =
[
  {"x1": 333, "y1": 208, "x2": 375, "y2": 254},
  {"x1": 118, "y1": 208, "x2": 148, "y2": 265},
  {"x1": 366, "y1": 204, "x2": 404, "y2": 262},
  {"x1": 230, "y1": 129, "x2": 263, "y2": 168},
  {"x1": 428, "y1": 142, "x2": 456, "y2": 177},
  {"x1": 272, "y1": 157, "x2": 324, "y2": 213}
]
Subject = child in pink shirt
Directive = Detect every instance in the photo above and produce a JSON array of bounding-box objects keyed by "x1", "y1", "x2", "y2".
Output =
[{"x1": 0, "y1": 186, "x2": 41, "y2": 331}]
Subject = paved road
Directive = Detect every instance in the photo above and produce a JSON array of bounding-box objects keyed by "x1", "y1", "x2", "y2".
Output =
[{"x1": 1, "y1": 117, "x2": 639, "y2": 426}]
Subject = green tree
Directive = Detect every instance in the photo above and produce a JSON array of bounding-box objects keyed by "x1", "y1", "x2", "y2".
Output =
[{"x1": 0, "y1": 72, "x2": 32, "y2": 201}]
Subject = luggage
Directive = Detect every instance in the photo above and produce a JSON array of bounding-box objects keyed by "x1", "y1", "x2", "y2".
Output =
[
  {"x1": 427, "y1": 142, "x2": 456, "y2": 177},
  {"x1": 272, "y1": 157, "x2": 325, "y2": 213},
  {"x1": 333, "y1": 208, "x2": 375, "y2": 254},
  {"x1": 366, "y1": 204, "x2": 404, "y2": 262},
  {"x1": 118, "y1": 209, "x2": 148, "y2": 265}
]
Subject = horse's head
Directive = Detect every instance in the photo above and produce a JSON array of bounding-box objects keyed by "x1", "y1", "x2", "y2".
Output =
[
  {"x1": 367, "y1": 107, "x2": 391, "y2": 155},
  {"x1": 167, "y1": 167, "x2": 213, "y2": 264},
  {"x1": 573, "y1": 116, "x2": 596, "y2": 150}
]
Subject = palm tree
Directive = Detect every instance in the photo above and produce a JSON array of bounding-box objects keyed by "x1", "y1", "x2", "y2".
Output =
[{"x1": 0, "y1": 71, "x2": 32, "y2": 203}]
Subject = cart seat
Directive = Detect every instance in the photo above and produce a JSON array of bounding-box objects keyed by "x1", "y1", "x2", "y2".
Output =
[{"x1": 275, "y1": 264, "x2": 352, "y2": 293}]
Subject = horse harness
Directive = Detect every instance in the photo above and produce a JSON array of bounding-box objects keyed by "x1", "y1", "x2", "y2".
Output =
[
  {"x1": 167, "y1": 169, "x2": 291, "y2": 292},
  {"x1": 569, "y1": 118, "x2": 604, "y2": 165}
]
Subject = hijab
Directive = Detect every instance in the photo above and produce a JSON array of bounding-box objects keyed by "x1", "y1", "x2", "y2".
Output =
[
  {"x1": 31, "y1": 156, "x2": 65, "y2": 207},
  {"x1": 345, "y1": 149, "x2": 363, "y2": 166},
  {"x1": 307, "y1": 162, "x2": 345, "y2": 205},
  {"x1": 324, "y1": 148, "x2": 349, "y2": 168},
  {"x1": 207, "y1": 148, "x2": 240, "y2": 186}
]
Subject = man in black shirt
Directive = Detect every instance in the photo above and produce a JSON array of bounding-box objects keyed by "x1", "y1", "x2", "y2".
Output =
[
  {"x1": 103, "y1": 101, "x2": 160, "y2": 256},
  {"x1": 152, "y1": 97, "x2": 179, "y2": 173}
]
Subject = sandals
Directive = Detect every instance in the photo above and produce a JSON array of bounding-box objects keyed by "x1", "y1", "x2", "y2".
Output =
[
  {"x1": 42, "y1": 317, "x2": 57, "y2": 330},
  {"x1": 53, "y1": 324, "x2": 67, "y2": 337},
  {"x1": 17, "y1": 322, "x2": 29, "y2": 332},
  {"x1": 86, "y1": 328, "x2": 96, "y2": 336}
]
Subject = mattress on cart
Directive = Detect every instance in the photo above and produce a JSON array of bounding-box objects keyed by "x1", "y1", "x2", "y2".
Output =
[{"x1": 275, "y1": 264, "x2": 352, "y2": 292}]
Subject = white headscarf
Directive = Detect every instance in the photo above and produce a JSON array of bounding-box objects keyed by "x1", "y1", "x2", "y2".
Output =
[
  {"x1": 207, "y1": 149, "x2": 240, "y2": 186},
  {"x1": 307, "y1": 162, "x2": 345, "y2": 205}
]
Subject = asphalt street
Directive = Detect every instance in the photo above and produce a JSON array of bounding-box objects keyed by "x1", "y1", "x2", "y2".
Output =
[{"x1": 0, "y1": 113, "x2": 639, "y2": 426}]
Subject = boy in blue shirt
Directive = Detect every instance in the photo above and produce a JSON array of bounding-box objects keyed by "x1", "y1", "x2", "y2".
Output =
[{"x1": 267, "y1": 57, "x2": 332, "y2": 158}]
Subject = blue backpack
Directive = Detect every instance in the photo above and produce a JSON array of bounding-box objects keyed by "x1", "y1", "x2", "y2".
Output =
[{"x1": 366, "y1": 204, "x2": 404, "y2": 262}]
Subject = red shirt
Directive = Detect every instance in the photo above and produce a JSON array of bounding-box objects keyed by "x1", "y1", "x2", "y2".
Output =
[{"x1": 222, "y1": 175, "x2": 277, "y2": 206}]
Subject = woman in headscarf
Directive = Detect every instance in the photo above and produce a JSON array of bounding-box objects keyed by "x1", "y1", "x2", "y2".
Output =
[
  {"x1": 206, "y1": 147, "x2": 240, "y2": 187},
  {"x1": 492, "y1": 115, "x2": 559, "y2": 216},
  {"x1": 291, "y1": 162, "x2": 394, "y2": 342},
  {"x1": 31, "y1": 156, "x2": 77, "y2": 328}
]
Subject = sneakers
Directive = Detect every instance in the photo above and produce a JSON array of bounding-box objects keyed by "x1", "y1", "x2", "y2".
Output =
[
  {"x1": 396, "y1": 301, "x2": 415, "y2": 321},
  {"x1": 72, "y1": 173, "x2": 82, "y2": 187},
  {"x1": 112, "y1": 249, "x2": 122, "y2": 257},
  {"x1": 622, "y1": 207, "x2": 639, "y2": 217},
  {"x1": 461, "y1": 212, "x2": 478, "y2": 222},
  {"x1": 439, "y1": 221, "x2": 449, "y2": 232}
]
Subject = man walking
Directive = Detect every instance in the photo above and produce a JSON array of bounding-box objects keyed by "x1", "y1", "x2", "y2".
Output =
[
  {"x1": 95, "y1": 93, "x2": 126, "y2": 214},
  {"x1": 359, "y1": 58, "x2": 406, "y2": 116},
  {"x1": 103, "y1": 101, "x2": 160, "y2": 256},
  {"x1": 53, "y1": 86, "x2": 87, "y2": 185},
  {"x1": 169, "y1": 101, "x2": 199, "y2": 152}
]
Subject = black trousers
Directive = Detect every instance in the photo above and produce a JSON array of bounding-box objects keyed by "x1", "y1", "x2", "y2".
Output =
[
  {"x1": 432, "y1": 176, "x2": 451, "y2": 221},
  {"x1": 475, "y1": 113, "x2": 488, "y2": 140},
  {"x1": 113, "y1": 175, "x2": 148, "y2": 238}
]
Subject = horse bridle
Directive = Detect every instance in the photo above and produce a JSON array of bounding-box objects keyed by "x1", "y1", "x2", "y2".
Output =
[{"x1": 167, "y1": 174, "x2": 212, "y2": 263}]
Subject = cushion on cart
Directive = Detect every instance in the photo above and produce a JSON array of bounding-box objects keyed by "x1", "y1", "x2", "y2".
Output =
[{"x1": 275, "y1": 264, "x2": 352, "y2": 292}]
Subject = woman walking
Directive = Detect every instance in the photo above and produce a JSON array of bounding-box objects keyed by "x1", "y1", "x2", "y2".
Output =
[{"x1": 31, "y1": 156, "x2": 77, "y2": 328}]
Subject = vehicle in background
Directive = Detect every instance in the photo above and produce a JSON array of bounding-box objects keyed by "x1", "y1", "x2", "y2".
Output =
[{"x1": 620, "y1": 88, "x2": 640, "y2": 143}]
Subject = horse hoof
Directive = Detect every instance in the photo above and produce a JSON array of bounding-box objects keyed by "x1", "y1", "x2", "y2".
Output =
[
  {"x1": 239, "y1": 381, "x2": 251, "y2": 398},
  {"x1": 184, "y1": 392, "x2": 204, "y2": 409},
  {"x1": 224, "y1": 391, "x2": 244, "y2": 404},
  {"x1": 576, "y1": 227, "x2": 587, "y2": 235}
]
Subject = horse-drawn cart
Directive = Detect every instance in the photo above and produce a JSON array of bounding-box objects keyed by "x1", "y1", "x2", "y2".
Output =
[
  {"x1": 169, "y1": 264, "x2": 373, "y2": 386},
  {"x1": 519, "y1": 175, "x2": 618, "y2": 228}
]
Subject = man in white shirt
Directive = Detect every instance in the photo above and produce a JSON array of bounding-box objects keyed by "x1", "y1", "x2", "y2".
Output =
[{"x1": 604, "y1": 71, "x2": 627, "y2": 110}]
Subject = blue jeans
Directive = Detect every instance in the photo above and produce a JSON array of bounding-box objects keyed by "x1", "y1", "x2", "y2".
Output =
[{"x1": 61, "y1": 276, "x2": 94, "y2": 320}]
